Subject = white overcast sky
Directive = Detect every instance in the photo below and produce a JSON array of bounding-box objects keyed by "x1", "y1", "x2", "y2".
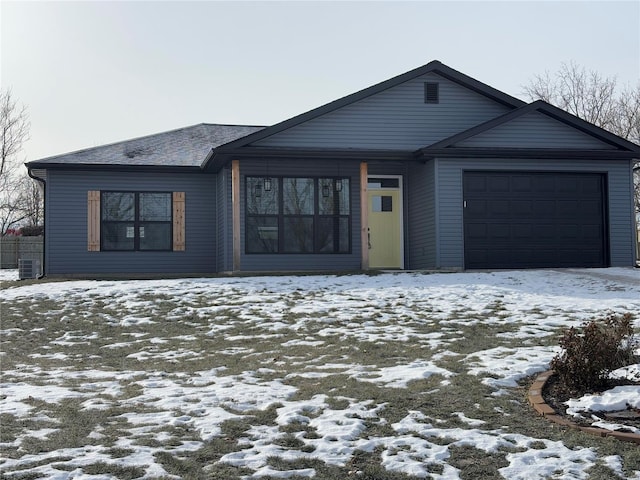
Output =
[{"x1": 1, "y1": 1, "x2": 639, "y2": 162}]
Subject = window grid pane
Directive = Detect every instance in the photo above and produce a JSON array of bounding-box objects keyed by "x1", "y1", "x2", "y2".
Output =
[
  {"x1": 246, "y1": 216, "x2": 278, "y2": 253},
  {"x1": 284, "y1": 178, "x2": 314, "y2": 215},
  {"x1": 102, "y1": 222, "x2": 135, "y2": 250},
  {"x1": 140, "y1": 193, "x2": 171, "y2": 221},
  {"x1": 103, "y1": 192, "x2": 134, "y2": 221},
  {"x1": 247, "y1": 177, "x2": 279, "y2": 214},
  {"x1": 100, "y1": 192, "x2": 172, "y2": 251},
  {"x1": 338, "y1": 179, "x2": 350, "y2": 215},
  {"x1": 318, "y1": 179, "x2": 335, "y2": 214},
  {"x1": 245, "y1": 176, "x2": 351, "y2": 254},
  {"x1": 139, "y1": 223, "x2": 172, "y2": 250},
  {"x1": 283, "y1": 217, "x2": 313, "y2": 253}
]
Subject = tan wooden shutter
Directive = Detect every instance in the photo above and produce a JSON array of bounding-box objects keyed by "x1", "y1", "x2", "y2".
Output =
[
  {"x1": 173, "y1": 192, "x2": 185, "y2": 251},
  {"x1": 87, "y1": 190, "x2": 101, "y2": 251}
]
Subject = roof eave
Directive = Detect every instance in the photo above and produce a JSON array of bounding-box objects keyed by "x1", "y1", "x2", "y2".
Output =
[
  {"x1": 416, "y1": 147, "x2": 640, "y2": 161},
  {"x1": 206, "y1": 146, "x2": 416, "y2": 172},
  {"x1": 26, "y1": 162, "x2": 205, "y2": 173}
]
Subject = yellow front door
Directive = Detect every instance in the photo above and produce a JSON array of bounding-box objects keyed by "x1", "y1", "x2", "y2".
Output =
[{"x1": 368, "y1": 187, "x2": 402, "y2": 268}]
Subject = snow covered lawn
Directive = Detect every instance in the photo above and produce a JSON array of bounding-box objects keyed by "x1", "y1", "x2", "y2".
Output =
[
  {"x1": 0, "y1": 269, "x2": 18, "y2": 282},
  {"x1": 1, "y1": 268, "x2": 639, "y2": 479}
]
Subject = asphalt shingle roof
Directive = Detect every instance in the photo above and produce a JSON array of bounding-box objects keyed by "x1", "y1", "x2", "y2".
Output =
[{"x1": 28, "y1": 124, "x2": 265, "y2": 168}]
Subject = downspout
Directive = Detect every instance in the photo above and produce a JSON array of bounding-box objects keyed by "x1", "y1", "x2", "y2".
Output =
[
  {"x1": 27, "y1": 167, "x2": 46, "y2": 279},
  {"x1": 634, "y1": 161, "x2": 640, "y2": 267}
]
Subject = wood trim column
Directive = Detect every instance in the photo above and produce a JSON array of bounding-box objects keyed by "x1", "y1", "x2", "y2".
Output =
[
  {"x1": 360, "y1": 162, "x2": 369, "y2": 270},
  {"x1": 172, "y1": 192, "x2": 185, "y2": 251},
  {"x1": 231, "y1": 160, "x2": 241, "y2": 272},
  {"x1": 87, "y1": 190, "x2": 100, "y2": 251}
]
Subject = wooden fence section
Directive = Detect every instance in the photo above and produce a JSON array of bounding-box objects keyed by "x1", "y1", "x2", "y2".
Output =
[{"x1": 0, "y1": 236, "x2": 44, "y2": 269}]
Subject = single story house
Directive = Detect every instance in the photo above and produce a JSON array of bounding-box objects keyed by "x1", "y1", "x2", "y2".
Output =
[{"x1": 27, "y1": 60, "x2": 640, "y2": 277}]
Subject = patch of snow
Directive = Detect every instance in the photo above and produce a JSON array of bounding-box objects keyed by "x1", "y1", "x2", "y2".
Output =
[
  {"x1": 452, "y1": 411, "x2": 486, "y2": 426},
  {"x1": 0, "y1": 268, "x2": 18, "y2": 281},
  {"x1": 591, "y1": 418, "x2": 640, "y2": 435},
  {"x1": 466, "y1": 346, "x2": 559, "y2": 389},
  {"x1": 350, "y1": 359, "x2": 454, "y2": 388},
  {"x1": 0, "y1": 382, "x2": 85, "y2": 416},
  {"x1": 393, "y1": 411, "x2": 597, "y2": 480},
  {"x1": 566, "y1": 386, "x2": 640, "y2": 417},
  {"x1": 250, "y1": 466, "x2": 316, "y2": 478},
  {"x1": 610, "y1": 363, "x2": 640, "y2": 382}
]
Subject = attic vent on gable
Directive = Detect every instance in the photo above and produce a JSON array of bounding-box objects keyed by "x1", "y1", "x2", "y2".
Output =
[{"x1": 424, "y1": 82, "x2": 439, "y2": 104}]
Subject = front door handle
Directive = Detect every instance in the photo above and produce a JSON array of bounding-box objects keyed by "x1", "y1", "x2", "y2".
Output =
[{"x1": 367, "y1": 227, "x2": 371, "y2": 250}]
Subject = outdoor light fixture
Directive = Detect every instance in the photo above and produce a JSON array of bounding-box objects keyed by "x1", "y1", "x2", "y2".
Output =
[
  {"x1": 264, "y1": 178, "x2": 272, "y2": 192},
  {"x1": 335, "y1": 179, "x2": 343, "y2": 192},
  {"x1": 322, "y1": 182, "x2": 330, "y2": 198}
]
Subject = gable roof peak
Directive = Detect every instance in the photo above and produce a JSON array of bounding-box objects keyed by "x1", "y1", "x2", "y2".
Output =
[
  {"x1": 205, "y1": 60, "x2": 526, "y2": 165},
  {"x1": 418, "y1": 97, "x2": 640, "y2": 153}
]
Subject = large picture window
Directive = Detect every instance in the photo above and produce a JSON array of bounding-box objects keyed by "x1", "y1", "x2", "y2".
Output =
[
  {"x1": 101, "y1": 192, "x2": 172, "y2": 251},
  {"x1": 246, "y1": 177, "x2": 350, "y2": 254}
]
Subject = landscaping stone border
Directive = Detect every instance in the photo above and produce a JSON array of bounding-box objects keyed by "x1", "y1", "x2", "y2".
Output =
[{"x1": 528, "y1": 371, "x2": 640, "y2": 444}]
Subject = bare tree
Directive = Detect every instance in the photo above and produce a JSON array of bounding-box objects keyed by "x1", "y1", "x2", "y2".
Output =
[
  {"x1": 0, "y1": 88, "x2": 39, "y2": 234},
  {"x1": 21, "y1": 174, "x2": 44, "y2": 228},
  {"x1": 524, "y1": 62, "x2": 640, "y2": 218},
  {"x1": 0, "y1": 174, "x2": 28, "y2": 233},
  {"x1": 613, "y1": 83, "x2": 640, "y2": 146},
  {"x1": 1, "y1": 89, "x2": 29, "y2": 178}
]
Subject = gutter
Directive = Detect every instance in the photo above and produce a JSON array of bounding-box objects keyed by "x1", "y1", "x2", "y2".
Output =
[
  {"x1": 27, "y1": 167, "x2": 46, "y2": 279},
  {"x1": 25, "y1": 162, "x2": 203, "y2": 173},
  {"x1": 416, "y1": 148, "x2": 640, "y2": 161}
]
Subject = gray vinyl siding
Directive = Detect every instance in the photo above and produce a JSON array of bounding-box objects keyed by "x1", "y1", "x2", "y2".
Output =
[
  {"x1": 238, "y1": 159, "x2": 362, "y2": 271},
  {"x1": 254, "y1": 73, "x2": 511, "y2": 150},
  {"x1": 609, "y1": 162, "x2": 638, "y2": 266},
  {"x1": 457, "y1": 112, "x2": 617, "y2": 149},
  {"x1": 407, "y1": 160, "x2": 436, "y2": 269},
  {"x1": 216, "y1": 166, "x2": 233, "y2": 272},
  {"x1": 435, "y1": 158, "x2": 636, "y2": 269},
  {"x1": 45, "y1": 170, "x2": 216, "y2": 275}
]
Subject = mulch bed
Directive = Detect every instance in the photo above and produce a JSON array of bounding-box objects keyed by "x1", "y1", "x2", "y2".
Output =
[{"x1": 542, "y1": 374, "x2": 640, "y2": 433}]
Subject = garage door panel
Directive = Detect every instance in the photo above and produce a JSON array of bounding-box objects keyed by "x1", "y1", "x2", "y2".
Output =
[
  {"x1": 582, "y1": 224, "x2": 603, "y2": 241},
  {"x1": 556, "y1": 200, "x2": 581, "y2": 216},
  {"x1": 512, "y1": 176, "x2": 533, "y2": 192},
  {"x1": 466, "y1": 223, "x2": 487, "y2": 239},
  {"x1": 489, "y1": 224, "x2": 510, "y2": 240},
  {"x1": 558, "y1": 224, "x2": 580, "y2": 239},
  {"x1": 466, "y1": 200, "x2": 487, "y2": 216},
  {"x1": 512, "y1": 224, "x2": 533, "y2": 239},
  {"x1": 463, "y1": 171, "x2": 607, "y2": 269},
  {"x1": 580, "y1": 199, "x2": 602, "y2": 216},
  {"x1": 488, "y1": 176, "x2": 510, "y2": 192},
  {"x1": 533, "y1": 176, "x2": 555, "y2": 192},
  {"x1": 511, "y1": 200, "x2": 533, "y2": 216},
  {"x1": 556, "y1": 177, "x2": 580, "y2": 193},
  {"x1": 581, "y1": 176, "x2": 602, "y2": 193},
  {"x1": 532, "y1": 200, "x2": 555, "y2": 216},
  {"x1": 488, "y1": 200, "x2": 509, "y2": 216},
  {"x1": 466, "y1": 176, "x2": 487, "y2": 193}
]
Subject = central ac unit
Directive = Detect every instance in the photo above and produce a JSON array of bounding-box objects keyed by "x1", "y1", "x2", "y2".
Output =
[{"x1": 18, "y1": 259, "x2": 41, "y2": 280}]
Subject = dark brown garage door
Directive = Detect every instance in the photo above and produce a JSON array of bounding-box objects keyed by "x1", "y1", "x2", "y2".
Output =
[{"x1": 463, "y1": 171, "x2": 607, "y2": 269}]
